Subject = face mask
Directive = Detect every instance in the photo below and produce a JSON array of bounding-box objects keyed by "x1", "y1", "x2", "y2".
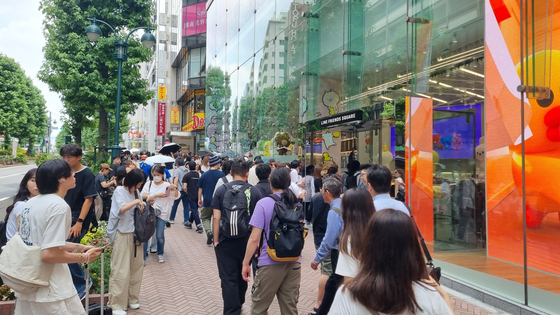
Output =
[{"x1": 153, "y1": 176, "x2": 163, "y2": 183}]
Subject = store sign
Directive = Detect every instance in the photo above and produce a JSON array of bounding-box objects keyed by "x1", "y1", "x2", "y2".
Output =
[
  {"x1": 183, "y1": 2, "x2": 206, "y2": 37},
  {"x1": 158, "y1": 86, "x2": 166, "y2": 100},
  {"x1": 320, "y1": 110, "x2": 363, "y2": 128},
  {"x1": 157, "y1": 102, "x2": 166, "y2": 136},
  {"x1": 182, "y1": 113, "x2": 205, "y2": 132},
  {"x1": 171, "y1": 106, "x2": 180, "y2": 124}
]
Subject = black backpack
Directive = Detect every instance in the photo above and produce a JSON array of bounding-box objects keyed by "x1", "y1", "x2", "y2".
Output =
[
  {"x1": 344, "y1": 171, "x2": 360, "y2": 189},
  {"x1": 266, "y1": 194, "x2": 308, "y2": 262},
  {"x1": 0, "y1": 220, "x2": 7, "y2": 286},
  {"x1": 220, "y1": 183, "x2": 252, "y2": 238},
  {"x1": 133, "y1": 191, "x2": 156, "y2": 244}
]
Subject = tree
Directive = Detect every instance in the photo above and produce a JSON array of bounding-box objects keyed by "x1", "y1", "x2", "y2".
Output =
[{"x1": 39, "y1": 0, "x2": 155, "y2": 146}]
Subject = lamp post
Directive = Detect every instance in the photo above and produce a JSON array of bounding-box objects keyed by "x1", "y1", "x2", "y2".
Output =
[
  {"x1": 46, "y1": 112, "x2": 57, "y2": 154},
  {"x1": 85, "y1": 18, "x2": 156, "y2": 158}
]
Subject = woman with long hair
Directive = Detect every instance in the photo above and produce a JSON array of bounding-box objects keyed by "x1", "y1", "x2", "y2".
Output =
[
  {"x1": 330, "y1": 209, "x2": 454, "y2": 315},
  {"x1": 16, "y1": 159, "x2": 102, "y2": 315},
  {"x1": 5, "y1": 168, "x2": 38, "y2": 241},
  {"x1": 107, "y1": 168, "x2": 147, "y2": 315},
  {"x1": 336, "y1": 188, "x2": 376, "y2": 283},
  {"x1": 313, "y1": 166, "x2": 323, "y2": 193},
  {"x1": 201, "y1": 156, "x2": 210, "y2": 172}
]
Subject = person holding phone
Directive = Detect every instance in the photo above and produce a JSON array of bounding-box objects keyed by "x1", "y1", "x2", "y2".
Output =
[{"x1": 141, "y1": 165, "x2": 179, "y2": 263}]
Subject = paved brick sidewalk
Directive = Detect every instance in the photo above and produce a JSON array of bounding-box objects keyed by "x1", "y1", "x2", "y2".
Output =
[{"x1": 129, "y1": 210, "x2": 503, "y2": 315}]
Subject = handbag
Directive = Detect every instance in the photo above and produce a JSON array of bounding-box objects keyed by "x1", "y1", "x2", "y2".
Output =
[
  {"x1": 406, "y1": 205, "x2": 442, "y2": 283},
  {"x1": 0, "y1": 233, "x2": 55, "y2": 294}
]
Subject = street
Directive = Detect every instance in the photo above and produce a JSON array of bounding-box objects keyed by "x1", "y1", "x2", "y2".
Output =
[{"x1": 0, "y1": 164, "x2": 37, "y2": 220}]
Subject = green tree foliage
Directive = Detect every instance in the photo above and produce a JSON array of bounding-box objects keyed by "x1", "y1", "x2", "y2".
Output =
[
  {"x1": 0, "y1": 54, "x2": 48, "y2": 150},
  {"x1": 39, "y1": 0, "x2": 155, "y2": 146},
  {"x1": 381, "y1": 97, "x2": 405, "y2": 134}
]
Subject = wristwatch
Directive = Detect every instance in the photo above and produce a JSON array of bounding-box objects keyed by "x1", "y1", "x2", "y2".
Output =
[{"x1": 77, "y1": 218, "x2": 84, "y2": 223}]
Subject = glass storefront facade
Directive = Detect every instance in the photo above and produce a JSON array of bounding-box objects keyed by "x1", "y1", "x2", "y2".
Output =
[{"x1": 206, "y1": 0, "x2": 560, "y2": 313}]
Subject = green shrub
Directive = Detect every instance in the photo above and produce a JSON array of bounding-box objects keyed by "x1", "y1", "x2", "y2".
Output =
[
  {"x1": 36, "y1": 153, "x2": 57, "y2": 166},
  {"x1": 15, "y1": 153, "x2": 28, "y2": 164},
  {"x1": 0, "y1": 149, "x2": 9, "y2": 156},
  {"x1": 0, "y1": 285, "x2": 15, "y2": 301},
  {"x1": 81, "y1": 221, "x2": 112, "y2": 294}
]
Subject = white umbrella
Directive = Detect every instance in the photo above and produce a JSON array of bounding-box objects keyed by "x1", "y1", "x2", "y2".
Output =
[
  {"x1": 145, "y1": 155, "x2": 175, "y2": 166},
  {"x1": 130, "y1": 148, "x2": 141, "y2": 153}
]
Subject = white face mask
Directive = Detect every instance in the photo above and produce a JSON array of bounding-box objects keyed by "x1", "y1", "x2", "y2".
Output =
[{"x1": 153, "y1": 176, "x2": 163, "y2": 183}]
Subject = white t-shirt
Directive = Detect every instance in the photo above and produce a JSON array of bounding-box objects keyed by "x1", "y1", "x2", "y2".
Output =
[
  {"x1": 330, "y1": 283, "x2": 453, "y2": 315},
  {"x1": 141, "y1": 180, "x2": 178, "y2": 221},
  {"x1": 248, "y1": 166, "x2": 259, "y2": 186},
  {"x1": 290, "y1": 169, "x2": 299, "y2": 184},
  {"x1": 214, "y1": 174, "x2": 234, "y2": 196},
  {"x1": 17, "y1": 194, "x2": 77, "y2": 303},
  {"x1": 107, "y1": 186, "x2": 140, "y2": 241},
  {"x1": 6, "y1": 200, "x2": 27, "y2": 241}
]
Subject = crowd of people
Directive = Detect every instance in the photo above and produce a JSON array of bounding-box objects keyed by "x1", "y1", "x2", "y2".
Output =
[{"x1": 2, "y1": 145, "x2": 456, "y2": 315}]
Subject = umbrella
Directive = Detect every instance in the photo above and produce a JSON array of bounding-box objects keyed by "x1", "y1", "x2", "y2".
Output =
[
  {"x1": 130, "y1": 148, "x2": 141, "y2": 153},
  {"x1": 145, "y1": 155, "x2": 175, "y2": 166},
  {"x1": 158, "y1": 142, "x2": 181, "y2": 155}
]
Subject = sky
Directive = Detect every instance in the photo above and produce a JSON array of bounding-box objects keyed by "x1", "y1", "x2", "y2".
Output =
[{"x1": 0, "y1": 0, "x2": 63, "y2": 142}]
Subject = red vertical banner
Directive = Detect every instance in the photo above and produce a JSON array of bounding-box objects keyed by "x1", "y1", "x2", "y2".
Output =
[{"x1": 157, "y1": 102, "x2": 166, "y2": 136}]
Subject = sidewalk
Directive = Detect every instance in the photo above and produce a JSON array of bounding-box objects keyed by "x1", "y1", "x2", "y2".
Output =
[{"x1": 129, "y1": 210, "x2": 507, "y2": 315}]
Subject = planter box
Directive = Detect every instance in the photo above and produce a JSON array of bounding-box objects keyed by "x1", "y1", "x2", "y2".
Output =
[{"x1": 0, "y1": 293, "x2": 108, "y2": 315}]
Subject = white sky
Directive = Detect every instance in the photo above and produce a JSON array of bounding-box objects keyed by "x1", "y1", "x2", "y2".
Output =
[{"x1": 0, "y1": 0, "x2": 63, "y2": 141}]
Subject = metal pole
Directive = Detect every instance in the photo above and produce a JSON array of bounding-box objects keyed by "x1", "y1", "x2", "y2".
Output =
[
  {"x1": 113, "y1": 59, "x2": 123, "y2": 159},
  {"x1": 519, "y1": 0, "x2": 528, "y2": 306}
]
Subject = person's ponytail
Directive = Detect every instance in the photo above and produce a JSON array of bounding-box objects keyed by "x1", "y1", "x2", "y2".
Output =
[{"x1": 270, "y1": 167, "x2": 297, "y2": 208}]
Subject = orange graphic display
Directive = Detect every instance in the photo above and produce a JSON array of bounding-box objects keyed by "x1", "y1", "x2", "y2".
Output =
[{"x1": 485, "y1": 0, "x2": 560, "y2": 275}]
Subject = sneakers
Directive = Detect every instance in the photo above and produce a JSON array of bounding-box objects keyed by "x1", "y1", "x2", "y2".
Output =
[
  {"x1": 184, "y1": 222, "x2": 193, "y2": 229},
  {"x1": 168, "y1": 220, "x2": 175, "y2": 224},
  {"x1": 150, "y1": 248, "x2": 157, "y2": 253},
  {"x1": 129, "y1": 303, "x2": 140, "y2": 310},
  {"x1": 207, "y1": 231, "x2": 213, "y2": 246},
  {"x1": 113, "y1": 310, "x2": 127, "y2": 315},
  {"x1": 196, "y1": 225, "x2": 203, "y2": 234},
  {"x1": 158, "y1": 255, "x2": 165, "y2": 263}
]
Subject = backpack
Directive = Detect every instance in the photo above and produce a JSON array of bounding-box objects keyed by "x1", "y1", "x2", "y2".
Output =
[
  {"x1": 0, "y1": 220, "x2": 6, "y2": 286},
  {"x1": 266, "y1": 194, "x2": 308, "y2": 262},
  {"x1": 221, "y1": 176, "x2": 229, "y2": 184},
  {"x1": 396, "y1": 186, "x2": 406, "y2": 202},
  {"x1": 344, "y1": 171, "x2": 360, "y2": 190},
  {"x1": 133, "y1": 190, "x2": 156, "y2": 244},
  {"x1": 219, "y1": 182, "x2": 252, "y2": 238}
]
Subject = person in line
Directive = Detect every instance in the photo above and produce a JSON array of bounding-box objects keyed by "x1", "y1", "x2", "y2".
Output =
[
  {"x1": 395, "y1": 168, "x2": 405, "y2": 187},
  {"x1": 169, "y1": 158, "x2": 188, "y2": 224},
  {"x1": 200, "y1": 155, "x2": 211, "y2": 173},
  {"x1": 95, "y1": 163, "x2": 116, "y2": 221},
  {"x1": 130, "y1": 154, "x2": 140, "y2": 169},
  {"x1": 309, "y1": 175, "x2": 343, "y2": 315},
  {"x1": 289, "y1": 160, "x2": 300, "y2": 184},
  {"x1": 213, "y1": 160, "x2": 234, "y2": 195},
  {"x1": 313, "y1": 166, "x2": 323, "y2": 194},
  {"x1": 212, "y1": 159, "x2": 262, "y2": 315},
  {"x1": 198, "y1": 155, "x2": 223, "y2": 245},
  {"x1": 241, "y1": 168, "x2": 302, "y2": 315},
  {"x1": 330, "y1": 209, "x2": 455, "y2": 315},
  {"x1": 141, "y1": 165, "x2": 179, "y2": 263},
  {"x1": 303, "y1": 164, "x2": 316, "y2": 223},
  {"x1": 5, "y1": 168, "x2": 38, "y2": 241},
  {"x1": 358, "y1": 163, "x2": 373, "y2": 189},
  {"x1": 122, "y1": 160, "x2": 136, "y2": 173},
  {"x1": 16, "y1": 159, "x2": 102, "y2": 315},
  {"x1": 254, "y1": 163, "x2": 273, "y2": 197},
  {"x1": 247, "y1": 156, "x2": 263, "y2": 186},
  {"x1": 182, "y1": 161, "x2": 203, "y2": 232},
  {"x1": 60, "y1": 144, "x2": 98, "y2": 299},
  {"x1": 109, "y1": 155, "x2": 122, "y2": 178},
  {"x1": 341, "y1": 160, "x2": 361, "y2": 192},
  {"x1": 107, "y1": 168, "x2": 148, "y2": 315},
  {"x1": 308, "y1": 177, "x2": 332, "y2": 312}
]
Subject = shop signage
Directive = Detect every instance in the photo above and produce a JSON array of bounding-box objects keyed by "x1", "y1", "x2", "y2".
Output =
[
  {"x1": 182, "y1": 113, "x2": 205, "y2": 132},
  {"x1": 157, "y1": 102, "x2": 166, "y2": 136},
  {"x1": 158, "y1": 86, "x2": 166, "y2": 100},
  {"x1": 320, "y1": 110, "x2": 363, "y2": 128},
  {"x1": 171, "y1": 106, "x2": 180, "y2": 124},
  {"x1": 183, "y1": 2, "x2": 206, "y2": 37}
]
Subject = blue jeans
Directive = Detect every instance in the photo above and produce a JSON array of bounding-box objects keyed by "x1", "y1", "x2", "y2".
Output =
[
  {"x1": 67, "y1": 228, "x2": 88, "y2": 295},
  {"x1": 187, "y1": 197, "x2": 201, "y2": 226},
  {"x1": 169, "y1": 191, "x2": 189, "y2": 222},
  {"x1": 143, "y1": 217, "x2": 166, "y2": 259}
]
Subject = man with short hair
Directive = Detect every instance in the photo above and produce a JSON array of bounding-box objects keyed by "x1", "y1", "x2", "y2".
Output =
[
  {"x1": 108, "y1": 155, "x2": 121, "y2": 178},
  {"x1": 310, "y1": 175, "x2": 343, "y2": 315},
  {"x1": 212, "y1": 159, "x2": 262, "y2": 315},
  {"x1": 214, "y1": 160, "x2": 234, "y2": 195},
  {"x1": 359, "y1": 163, "x2": 373, "y2": 188},
  {"x1": 254, "y1": 163, "x2": 272, "y2": 197},
  {"x1": 123, "y1": 150, "x2": 131, "y2": 161},
  {"x1": 169, "y1": 158, "x2": 189, "y2": 224},
  {"x1": 182, "y1": 161, "x2": 203, "y2": 232},
  {"x1": 60, "y1": 144, "x2": 98, "y2": 299},
  {"x1": 366, "y1": 164, "x2": 410, "y2": 215},
  {"x1": 247, "y1": 156, "x2": 263, "y2": 186},
  {"x1": 95, "y1": 163, "x2": 116, "y2": 221},
  {"x1": 198, "y1": 155, "x2": 224, "y2": 245}
]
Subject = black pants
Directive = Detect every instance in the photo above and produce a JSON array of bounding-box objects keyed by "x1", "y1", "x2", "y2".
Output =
[
  {"x1": 215, "y1": 239, "x2": 248, "y2": 315},
  {"x1": 303, "y1": 201, "x2": 313, "y2": 223},
  {"x1": 316, "y1": 249, "x2": 342, "y2": 315},
  {"x1": 100, "y1": 196, "x2": 111, "y2": 221}
]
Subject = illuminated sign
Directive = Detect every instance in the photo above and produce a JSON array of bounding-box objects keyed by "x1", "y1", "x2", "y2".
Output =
[
  {"x1": 158, "y1": 86, "x2": 166, "y2": 100},
  {"x1": 171, "y1": 106, "x2": 180, "y2": 124},
  {"x1": 182, "y1": 113, "x2": 205, "y2": 132},
  {"x1": 157, "y1": 102, "x2": 166, "y2": 136},
  {"x1": 183, "y1": 2, "x2": 206, "y2": 37}
]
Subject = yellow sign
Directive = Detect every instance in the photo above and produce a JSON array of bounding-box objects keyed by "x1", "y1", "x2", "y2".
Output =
[
  {"x1": 158, "y1": 86, "x2": 166, "y2": 100},
  {"x1": 171, "y1": 107, "x2": 180, "y2": 124},
  {"x1": 182, "y1": 113, "x2": 205, "y2": 132}
]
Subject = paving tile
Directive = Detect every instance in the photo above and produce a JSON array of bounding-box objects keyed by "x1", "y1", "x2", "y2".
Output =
[{"x1": 128, "y1": 208, "x2": 499, "y2": 315}]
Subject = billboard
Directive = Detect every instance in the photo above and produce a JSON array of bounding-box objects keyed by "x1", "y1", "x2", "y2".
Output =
[
  {"x1": 182, "y1": 113, "x2": 205, "y2": 132},
  {"x1": 183, "y1": 2, "x2": 207, "y2": 37},
  {"x1": 157, "y1": 102, "x2": 166, "y2": 136}
]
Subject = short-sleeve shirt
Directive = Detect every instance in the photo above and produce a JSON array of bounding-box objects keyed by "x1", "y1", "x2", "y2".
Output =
[
  {"x1": 198, "y1": 169, "x2": 225, "y2": 207},
  {"x1": 107, "y1": 186, "x2": 140, "y2": 241},
  {"x1": 183, "y1": 171, "x2": 200, "y2": 200},
  {"x1": 18, "y1": 194, "x2": 76, "y2": 303},
  {"x1": 211, "y1": 180, "x2": 262, "y2": 244},
  {"x1": 249, "y1": 193, "x2": 302, "y2": 266},
  {"x1": 6, "y1": 200, "x2": 27, "y2": 241},
  {"x1": 95, "y1": 173, "x2": 106, "y2": 194},
  {"x1": 64, "y1": 166, "x2": 97, "y2": 228}
]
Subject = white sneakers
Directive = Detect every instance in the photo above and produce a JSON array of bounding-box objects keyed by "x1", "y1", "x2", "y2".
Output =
[
  {"x1": 129, "y1": 303, "x2": 140, "y2": 309},
  {"x1": 158, "y1": 255, "x2": 165, "y2": 263},
  {"x1": 113, "y1": 310, "x2": 127, "y2": 315}
]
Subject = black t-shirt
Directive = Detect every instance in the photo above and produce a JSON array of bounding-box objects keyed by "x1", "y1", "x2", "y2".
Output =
[
  {"x1": 182, "y1": 171, "x2": 200, "y2": 200},
  {"x1": 310, "y1": 192, "x2": 331, "y2": 246},
  {"x1": 108, "y1": 163, "x2": 120, "y2": 178},
  {"x1": 314, "y1": 177, "x2": 323, "y2": 193},
  {"x1": 255, "y1": 179, "x2": 273, "y2": 199},
  {"x1": 64, "y1": 166, "x2": 97, "y2": 229},
  {"x1": 95, "y1": 173, "x2": 106, "y2": 194},
  {"x1": 211, "y1": 180, "x2": 263, "y2": 243}
]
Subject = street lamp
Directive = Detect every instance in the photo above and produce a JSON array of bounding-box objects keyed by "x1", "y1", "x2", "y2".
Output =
[
  {"x1": 85, "y1": 18, "x2": 156, "y2": 158},
  {"x1": 46, "y1": 112, "x2": 57, "y2": 154}
]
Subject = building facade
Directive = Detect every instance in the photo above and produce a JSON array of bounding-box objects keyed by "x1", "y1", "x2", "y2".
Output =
[{"x1": 205, "y1": 0, "x2": 560, "y2": 313}]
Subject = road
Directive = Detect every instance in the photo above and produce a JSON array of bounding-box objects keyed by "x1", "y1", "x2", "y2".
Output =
[{"x1": 0, "y1": 164, "x2": 37, "y2": 220}]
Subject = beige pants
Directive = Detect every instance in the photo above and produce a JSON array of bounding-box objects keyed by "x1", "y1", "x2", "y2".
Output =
[
  {"x1": 108, "y1": 231, "x2": 144, "y2": 311},
  {"x1": 251, "y1": 263, "x2": 301, "y2": 315},
  {"x1": 16, "y1": 294, "x2": 86, "y2": 315}
]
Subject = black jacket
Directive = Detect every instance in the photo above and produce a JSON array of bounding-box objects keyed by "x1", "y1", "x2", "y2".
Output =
[
  {"x1": 254, "y1": 179, "x2": 273, "y2": 199},
  {"x1": 310, "y1": 193, "x2": 330, "y2": 246}
]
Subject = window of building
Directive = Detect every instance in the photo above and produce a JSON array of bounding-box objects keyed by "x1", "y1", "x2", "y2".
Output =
[
  {"x1": 279, "y1": 52, "x2": 285, "y2": 57},
  {"x1": 271, "y1": 64, "x2": 275, "y2": 69},
  {"x1": 263, "y1": 64, "x2": 268, "y2": 71},
  {"x1": 263, "y1": 76, "x2": 267, "y2": 84},
  {"x1": 279, "y1": 40, "x2": 286, "y2": 46},
  {"x1": 264, "y1": 53, "x2": 268, "y2": 59},
  {"x1": 272, "y1": 52, "x2": 275, "y2": 57},
  {"x1": 279, "y1": 64, "x2": 285, "y2": 69}
]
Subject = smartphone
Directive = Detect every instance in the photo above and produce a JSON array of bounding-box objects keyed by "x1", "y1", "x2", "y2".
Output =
[
  {"x1": 165, "y1": 186, "x2": 171, "y2": 195},
  {"x1": 99, "y1": 243, "x2": 112, "y2": 250}
]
